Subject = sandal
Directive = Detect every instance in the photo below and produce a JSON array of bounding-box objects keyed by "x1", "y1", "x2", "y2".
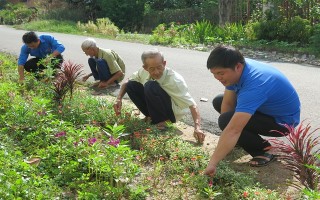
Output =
[
  {"x1": 156, "y1": 121, "x2": 169, "y2": 131},
  {"x1": 249, "y1": 152, "x2": 276, "y2": 167}
]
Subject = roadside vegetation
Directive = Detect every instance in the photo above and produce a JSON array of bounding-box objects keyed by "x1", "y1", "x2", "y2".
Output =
[
  {"x1": 1, "y1": 0, "x2": 320, "y2": 199},
  {"x1": 1, "y1": 1, "x2": 320, "y2": 56},
  {"x1": 0, "y1": 52, "x2": 292, "y2": 199}
]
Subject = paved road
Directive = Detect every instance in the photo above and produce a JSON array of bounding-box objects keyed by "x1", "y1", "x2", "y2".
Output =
[{"x1": 1, "y1": 25, "x2": 320, "y2": 134}]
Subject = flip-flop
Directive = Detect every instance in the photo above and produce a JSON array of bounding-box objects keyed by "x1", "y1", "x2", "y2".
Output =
[{"x1": 249, "y1": 152, "x2": 277, "y2": 167}]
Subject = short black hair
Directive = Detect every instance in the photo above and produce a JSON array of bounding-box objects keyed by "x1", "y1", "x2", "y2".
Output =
[
  {"x1": 207, "y1": 45, "x2": 245, "y2": 70},
  {"x1": 22, "y1": 31, "x2": 39, "y2": 44}
]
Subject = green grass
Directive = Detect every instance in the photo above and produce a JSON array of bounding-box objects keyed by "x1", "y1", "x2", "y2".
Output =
[
  {"x1": 15, "y1": 20, "x2": 151, "y2": 44},
  {"x1": 15, "y1": 20, "x2": 79, "y2": 34}
]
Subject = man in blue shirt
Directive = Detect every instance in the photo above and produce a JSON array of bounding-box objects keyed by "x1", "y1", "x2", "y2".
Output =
[
  {"x1": 18, "y1": 31, "x2": 65, "y2": 82},
  {"x1": 204, "y1": 45, "x2": 300, "y2": 176}
]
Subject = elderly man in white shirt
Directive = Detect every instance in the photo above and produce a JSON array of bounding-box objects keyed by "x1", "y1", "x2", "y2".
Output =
[{"x1": 113, "y1": 49, "x2": 205, "y2": 143}]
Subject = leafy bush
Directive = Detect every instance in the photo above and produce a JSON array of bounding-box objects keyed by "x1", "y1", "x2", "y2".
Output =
[
  {"x1": 254, "y1": 18, "x2": 282, "y2": 42},
  {"x1": 77, "y1": 18, "x2": 119, "y2": 37},
  {"x1": 186, "y1": 20, "x2": 215, "y2": 44},
  {"x1": 283, "y1": 16, "x2": 311, "y2": 44},
  {"x1": 149, "y1": 23, "x2": 186, "y2": 45},
  {"x1": 254, "y1": 16, "x2": 311, "y2": 45},
  {"x1": 310, "y1": 24, "x2": 320, "y2": 55},
  {"x1": 0, "y1": 3, "x2": 34, "y2": 25}
]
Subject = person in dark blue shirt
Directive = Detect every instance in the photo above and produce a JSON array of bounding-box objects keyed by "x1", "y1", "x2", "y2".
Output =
[
  {"x1": 204, "y1": 45, "x2": 301, "y2": 176},
  {"x1": 18, "y1": 31, "x2": 65, "y2": 82}
]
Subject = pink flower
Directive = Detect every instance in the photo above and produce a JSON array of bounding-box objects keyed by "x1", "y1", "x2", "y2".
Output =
[
  {"x1": 107, "y1": 136, "x2": 120, "y2": 147},
  {"x1": 88, "y1": 138, "x2": 97, "y2": 146},
  {"x1": 55, "y1": 131, "x2": 66, "y2": 138},
  {"x1": 208, "y1": 180, "x2": 213, "y2": 187}
]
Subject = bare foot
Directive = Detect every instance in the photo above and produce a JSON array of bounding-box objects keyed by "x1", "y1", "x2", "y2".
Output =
[
  {"x1": 98, "y1": 81, "x2": 109, "y2": 88},
  {"x1": 92, "y1": 81, "x2": 100, "y2": 87}
]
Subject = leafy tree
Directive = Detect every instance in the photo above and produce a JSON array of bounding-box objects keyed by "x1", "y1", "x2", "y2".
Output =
[
  {"x1": 96, "y1": 0, "x2": 145, "y2": 31},
  {"x1": 146, "y1": 0, "x2": 209, "y2": 11},
  {"x1": 0, "y1": 0, "x2": 6, "y2": 10}
]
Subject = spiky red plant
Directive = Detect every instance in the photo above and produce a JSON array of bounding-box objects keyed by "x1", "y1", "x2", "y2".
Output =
[
  {"x1": 269, "y1": 122, "x2": 320, "y2": 190},
  {"x1": 51, "y1": 73, "x2": 68, "y2": 105},
  {"x1": 60, "y1": 60, "x2": 83, "y2": 99}
]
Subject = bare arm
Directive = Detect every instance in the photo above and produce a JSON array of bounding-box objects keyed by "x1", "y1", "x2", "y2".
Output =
[
  {"x1": 204, "y1": 112, "x2": 252, "y2": 176},
  {"x1": 221, "y1": 89, "x2": 237, "y2": 113},
  {"x1": 51, "y1": 50, "x2": 61, "y2": 57},
  {"x1": 113, "y1": 79, "x2": 128, "y2": 115},
  {"x1": 18, "y1": 65, "x2": 25, "y2": 82},
  {"x1": 105, "y1": 71, "x2": 124, "y2": 86},
  {"x1": 82, "y1": 73, "x2": 93, "y2": 82},
  {"x1": 189, "y1": 104, "x2": 205, "y2": 143}
]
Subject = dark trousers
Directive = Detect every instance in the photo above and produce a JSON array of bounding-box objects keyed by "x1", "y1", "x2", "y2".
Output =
[
  {"x1": 88, "y1": 58, "x2": 116, "y2": 82},
  {"x1": 213, "y1": 94, "x2": 288, "y2": 157},
  {"x1": 24, "y1": 55, "x2": 63, "y2": 73},
  {"x1": 126, "y1": 80, "x2": 176, "y2": 124}
]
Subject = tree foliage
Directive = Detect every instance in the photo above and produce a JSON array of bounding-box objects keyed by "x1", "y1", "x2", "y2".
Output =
[{"x1": 96, "y1": 0, "x2": 145, "y2": 31}]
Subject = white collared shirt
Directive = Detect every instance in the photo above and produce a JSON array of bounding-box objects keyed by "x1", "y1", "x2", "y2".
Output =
[{"x1": 129, "y1": 68, "x2": 196, "y2": 120}]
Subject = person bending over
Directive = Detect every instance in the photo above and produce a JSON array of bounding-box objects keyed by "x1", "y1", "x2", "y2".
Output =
[
  {"x1": 81, "y1": 38, "x2": 125, "y2": 89},
  {"x1": 204, "y1": 45, "x2": 300, "y2": 176},
  {"x1": 113, "y1": 48, "x2": 205, "y2": 143},
  {"x1": 18, "y1": 31, "x2": 65, "y2": 82}
]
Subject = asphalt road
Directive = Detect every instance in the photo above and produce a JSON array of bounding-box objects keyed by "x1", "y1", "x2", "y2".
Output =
[{"x1": 1, "y1": 25, "x2": 320, "y2": 134}]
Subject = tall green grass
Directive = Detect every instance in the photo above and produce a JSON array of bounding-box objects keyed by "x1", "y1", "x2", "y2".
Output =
[{"x1": 16, "y1": 20, "x2": 78, "y2": 34}]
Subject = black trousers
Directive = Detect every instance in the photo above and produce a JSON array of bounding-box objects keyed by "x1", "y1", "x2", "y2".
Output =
[
  {"x1": 24, "y1": 55, "x2": 63, "y2": 73},
  {"x1": 213, "y1": 94, "x2": 288, "y2": 157},
  {"x1": 126, "y1": 80, "x2": 176, "y2": 124}
]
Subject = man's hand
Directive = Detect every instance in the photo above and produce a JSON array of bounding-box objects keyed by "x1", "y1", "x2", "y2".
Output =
[
  {"x1": 98, "y1": 81, "x2": 109, "y2": 88},
  {"x1": 193, "y1": 129, "x2": 205, "y2": 144},
  {"x1": 113, "y1": 100, "x2": 122, "y2": 116},
  {"x1": 18, "y1": 77, "x2": 24, "y2": 84},
  {"x1": 204, "y1": 164, "x2": 217, "y2": 177},
  {"x1": 82, "y1": 74, "x2": 90, "y2": 82}
]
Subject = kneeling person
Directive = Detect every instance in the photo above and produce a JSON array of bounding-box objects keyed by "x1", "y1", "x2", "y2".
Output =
[
  {"x1": 18, "y1": 31, "x2": 65, "y2": 82},
  {"x1": 113, "y1": 49, "x2": 205, "y2": 143},
  {"x1": 81, "y1": 38, "x2": 125, "y2": 88}
]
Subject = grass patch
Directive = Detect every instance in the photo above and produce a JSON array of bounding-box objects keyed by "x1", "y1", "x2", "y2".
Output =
[{"x1": 15, "y1": 20, "x2": 79, "y2": 34}]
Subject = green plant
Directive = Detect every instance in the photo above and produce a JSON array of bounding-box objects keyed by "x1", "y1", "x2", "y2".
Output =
[
  {"x1": 310, "y1": 24, "x2": 320, "y2": 55},
  {"x1": 187, "y1": 20, "x2": 214, "y2": 44},
  {"x1": 269, "y1": 122, "x2": 320, "y2": 190},
  {"x1": 0, "y1": 3, "x2": 33, "y2": 25},
  {"x1": 77, "y1": 18, "x2": 119, "y2": 37},
  {"x1": 60, "y1": 60, "x2": 84, "y2": 99}
]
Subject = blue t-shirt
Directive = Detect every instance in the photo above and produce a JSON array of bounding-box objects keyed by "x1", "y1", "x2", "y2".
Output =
[
  {"x1": 18, "y1": 35, "x2": 65, "y2": 66},
  {"x1": 226, "y1": 58, "x2": 300, "y2": 126}
]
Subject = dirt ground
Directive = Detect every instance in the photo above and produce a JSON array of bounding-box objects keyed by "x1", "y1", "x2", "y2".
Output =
[{"x1": 175, "y1": 121, "x2": 301, "y2": 199}]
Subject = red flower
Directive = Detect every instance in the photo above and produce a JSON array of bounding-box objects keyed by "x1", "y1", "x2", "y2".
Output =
[{"x1": 243, "y1": 191, "x2": 249, "y2": 198}]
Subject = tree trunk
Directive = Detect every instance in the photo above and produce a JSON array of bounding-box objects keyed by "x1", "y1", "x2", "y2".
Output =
[{"x1": 219, "y1": 0, "x2": 233, "y2": 25}]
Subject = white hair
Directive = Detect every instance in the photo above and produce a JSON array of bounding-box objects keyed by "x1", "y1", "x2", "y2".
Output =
[
  {"x1": 141, "y1": 48, "x2": 164, "y2": 63},
  {"x1": 81, "y1": 38, "x2": 97, "y2": 49}
]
